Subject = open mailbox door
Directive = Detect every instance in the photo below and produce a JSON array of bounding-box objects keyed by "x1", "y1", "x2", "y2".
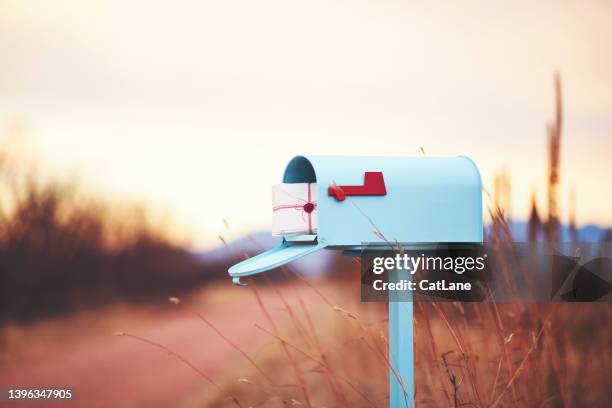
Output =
[
  {"x1": 228, "y1": 155, "x2": 482, "y2": 284},
  {"x1": 228, "y1": 239, "x2": 327, "y2": 285}
]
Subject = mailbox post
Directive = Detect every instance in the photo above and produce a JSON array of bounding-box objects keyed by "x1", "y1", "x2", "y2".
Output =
[{"x1": 229, "y1": 155, "x2": 483, "y2": 408}]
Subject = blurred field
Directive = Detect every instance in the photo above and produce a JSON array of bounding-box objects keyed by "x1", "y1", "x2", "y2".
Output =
[
  {"x1": 0, "y1": 281, "x2": 330, "y2": 408},
  {"x1": 0, "y1": 139, "x2": 233, "y2": 325}
]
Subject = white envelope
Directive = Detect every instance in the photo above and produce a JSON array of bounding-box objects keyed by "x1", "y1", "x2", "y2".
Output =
[{"x1": 272, "y1": 183, "x2": 318, "y2": 236}]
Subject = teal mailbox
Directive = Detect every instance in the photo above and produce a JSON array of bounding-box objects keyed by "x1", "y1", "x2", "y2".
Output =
[{"x1": 228, "y1": 155, "x2": 483, "y2": 407}]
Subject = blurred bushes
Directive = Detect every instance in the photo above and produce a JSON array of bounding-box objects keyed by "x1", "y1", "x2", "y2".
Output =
[{"x1": 0, "y1": 150, "x2": 222, "y2": 324}]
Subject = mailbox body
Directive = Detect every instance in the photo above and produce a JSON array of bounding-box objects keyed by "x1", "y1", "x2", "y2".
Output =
[
  {"x1": 284, "y1": 155, "x2": 482, "y2": 246},
  {"x1": 229, "y1": 155, "x2": 482, "y2": 279}
]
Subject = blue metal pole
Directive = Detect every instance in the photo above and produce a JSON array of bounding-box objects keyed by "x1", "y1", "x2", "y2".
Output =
[{"x1": 388, "y1": 269, "x2": 414, "y2": 408}]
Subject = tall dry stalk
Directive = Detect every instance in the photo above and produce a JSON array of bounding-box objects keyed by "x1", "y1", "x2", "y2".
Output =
[
  {"x1": 528, "y1": 192, "x2": 541, "y2": 242},
  {"x1": 568, "y1": 188, "x2": 577, "y2": 243},
  {"x1": 493, "y1": 168, "x2": 512, "y2": 222},
  {"x1": 546, "y1": 72, "x2": 563, "y2": 243},
  {"x1": 248, "y1": 278, "x2": 313, "y2": 408}
]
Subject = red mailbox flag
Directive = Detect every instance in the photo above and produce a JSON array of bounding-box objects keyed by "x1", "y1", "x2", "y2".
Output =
[{"x1": 328, "y1": 172, "x2": 387, "y2": 201}]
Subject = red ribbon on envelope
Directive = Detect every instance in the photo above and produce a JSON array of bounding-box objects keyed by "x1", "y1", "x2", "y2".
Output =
[{"x1": 273, "y1": 182, "x2": 316, "y2": 234}]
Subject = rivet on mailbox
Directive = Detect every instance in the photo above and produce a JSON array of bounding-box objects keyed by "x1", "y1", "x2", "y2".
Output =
[{"x1": 228, "y1": 155, "x2": 483, "y2": 408}]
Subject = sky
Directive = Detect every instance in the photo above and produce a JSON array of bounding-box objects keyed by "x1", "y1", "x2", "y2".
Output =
[{"x1": 0, "y1": 0, "x2": 611, "y2": 249}]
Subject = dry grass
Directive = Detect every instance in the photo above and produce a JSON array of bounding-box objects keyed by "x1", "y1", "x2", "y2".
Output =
[
  {"x1": 182, "y1": 270, "x2": 391, "y2": 408},
  {"x1": 176, "y1": 270, "x2": 611, "y2": 408}
]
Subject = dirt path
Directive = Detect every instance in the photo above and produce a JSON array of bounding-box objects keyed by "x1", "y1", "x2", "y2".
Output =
[{"x1": 0, "y1": 284, "x2": 308, "y2": 408}]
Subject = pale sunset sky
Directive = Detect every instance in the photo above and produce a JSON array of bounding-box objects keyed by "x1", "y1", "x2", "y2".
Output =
[{"x1": 1, "y1": 0, "x2": 610, "y2": 249}]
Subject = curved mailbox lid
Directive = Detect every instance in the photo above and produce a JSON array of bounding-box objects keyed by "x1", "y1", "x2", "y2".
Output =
[{"x1": 228, "y1": 240, "x2": 328, "y2": 284}]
